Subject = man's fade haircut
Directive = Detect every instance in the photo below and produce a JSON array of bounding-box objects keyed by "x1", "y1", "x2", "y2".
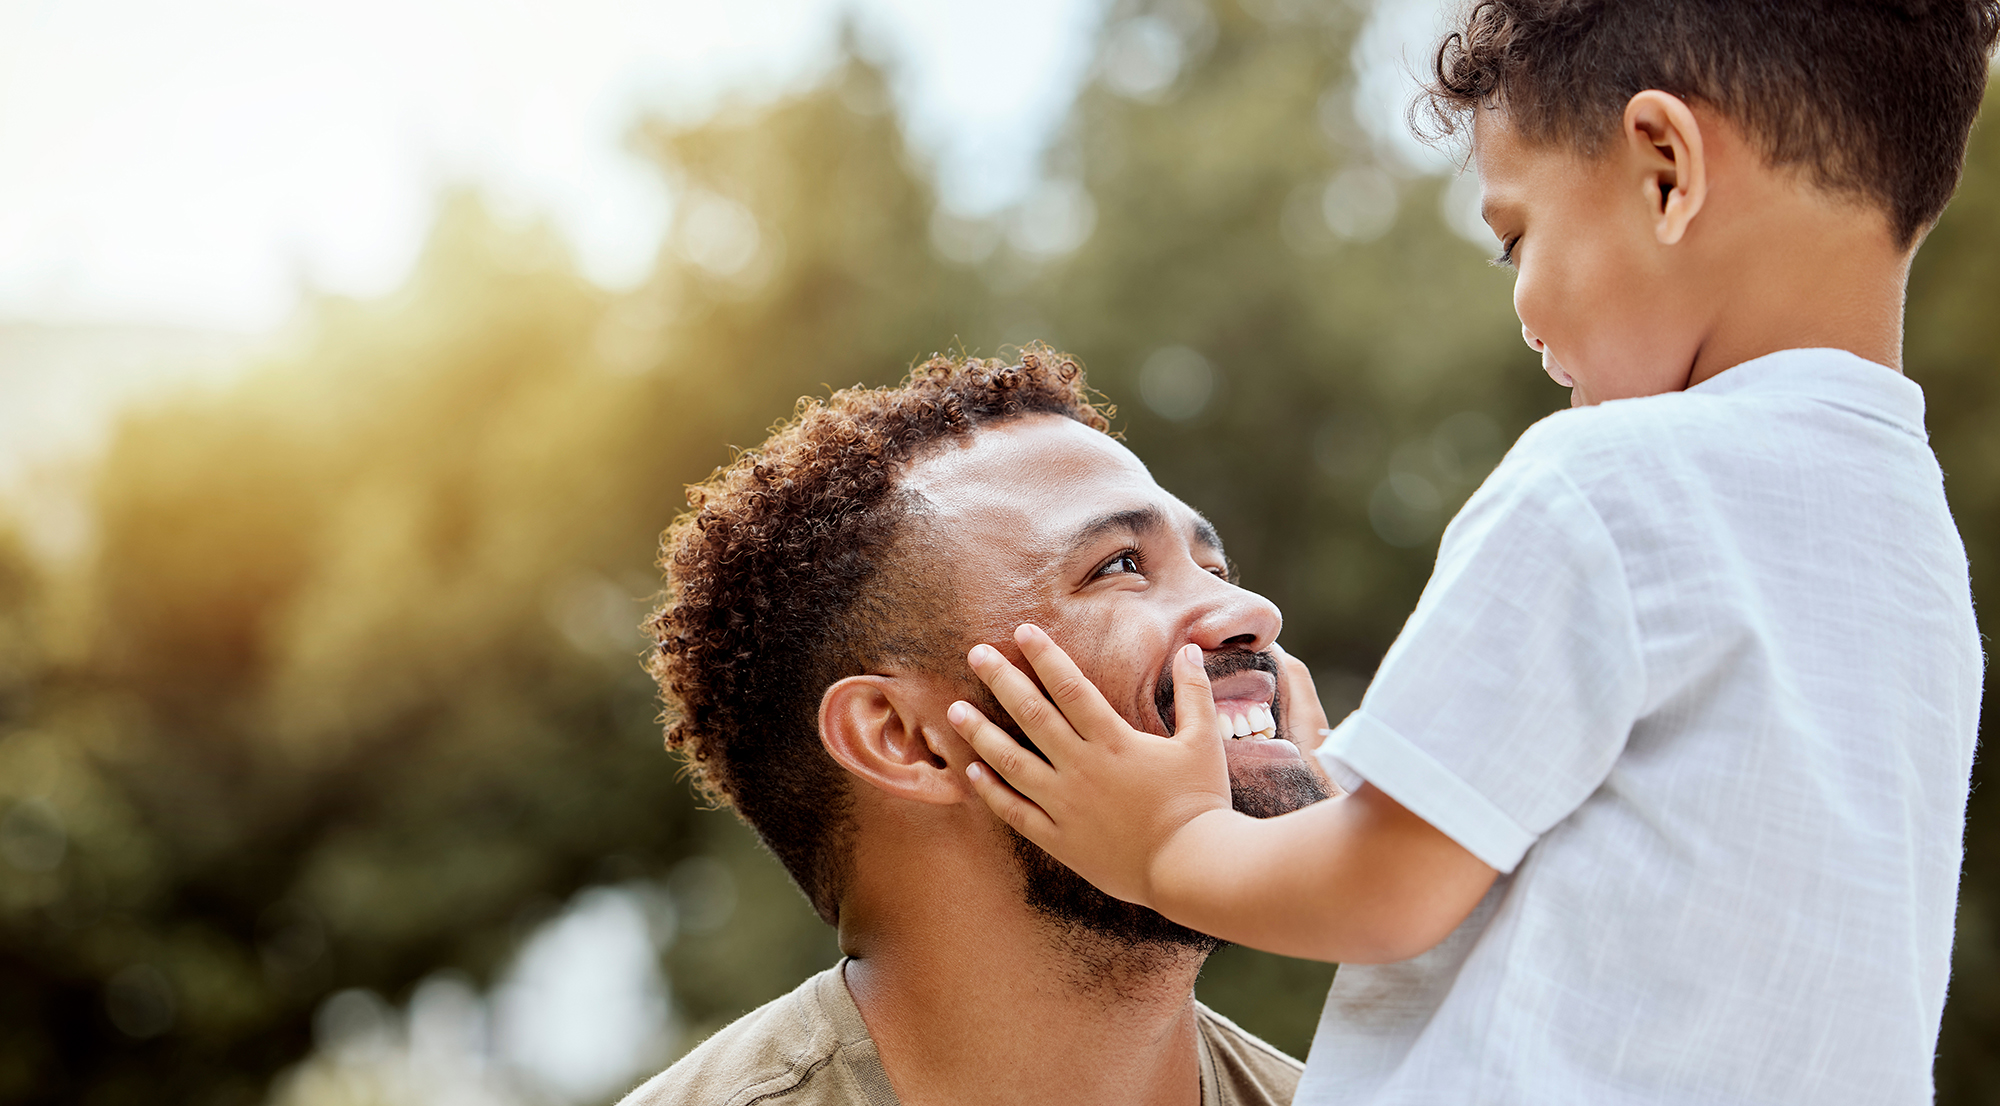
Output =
[
  {"x1": 1419, "y1": 0, "x2": 2000, "y2": 246},
  {"x1": 645, "y1": 346, "x2": 1113, "y2": 921}
]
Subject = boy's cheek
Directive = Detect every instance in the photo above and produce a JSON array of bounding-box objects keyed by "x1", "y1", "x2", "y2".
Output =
[
  {"x1": 1515, "y1": 257, "x2": 1612, "y2": 380},
  {"x1": 1513, "y1": 276, "x2": 1559, "y2": 358}
]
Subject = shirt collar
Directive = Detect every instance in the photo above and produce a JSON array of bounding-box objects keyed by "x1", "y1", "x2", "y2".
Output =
[{"x1": 1688, "y1": 348, "x2": 1928, "y2": 442}]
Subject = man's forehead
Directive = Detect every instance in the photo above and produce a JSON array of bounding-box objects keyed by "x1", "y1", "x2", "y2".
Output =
[{"x1": 901, "y1": 415, "x2": 1200, "y2": 546}]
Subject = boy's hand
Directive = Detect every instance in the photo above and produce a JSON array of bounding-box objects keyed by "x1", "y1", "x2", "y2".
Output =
[
  {"x1": 1270, "y1": 641, "x2": 1342, "y2": 794},
  {"x1": 948, "y1": 624, "x2": 1232, "y2": 909}
]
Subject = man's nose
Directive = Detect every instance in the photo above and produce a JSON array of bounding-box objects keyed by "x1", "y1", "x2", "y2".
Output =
[{"x1": 1194, "y1": 585, "x2": 1282, "y2": 653}]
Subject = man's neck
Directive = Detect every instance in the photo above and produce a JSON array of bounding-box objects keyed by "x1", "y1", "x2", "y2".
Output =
[{"x1": 840, "y1": 866, "x2": 1210, "y2": 1106}]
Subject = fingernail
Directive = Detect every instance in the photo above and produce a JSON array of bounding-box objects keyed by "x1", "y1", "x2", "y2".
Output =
[
  {"x1": 966, "y1": 762, "x2": 985, "y2": 782},
  {"x1": 948, "y1": 701, "x2": 972, "y2": 725},
  {"x1": 969, "y1": 644, "x2": 996, "y2": 666},
  {"x1": 1182, "y1": 643, "x2": 1203, "y2": 665}
]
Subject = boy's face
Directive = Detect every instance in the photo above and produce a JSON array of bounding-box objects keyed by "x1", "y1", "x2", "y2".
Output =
[{"x1": 1475, "y1": 108, "x2": 1705, "y2": 407}]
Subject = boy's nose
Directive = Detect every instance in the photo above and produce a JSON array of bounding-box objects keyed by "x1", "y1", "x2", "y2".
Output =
[{"x1": 1521, "y1": 324, "x2": 1546, "y2": 353}]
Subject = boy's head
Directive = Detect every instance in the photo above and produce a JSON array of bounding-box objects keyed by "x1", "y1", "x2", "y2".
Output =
[{"x1": 1421, "y1": 0, "x2": 2000, "y2": 405}]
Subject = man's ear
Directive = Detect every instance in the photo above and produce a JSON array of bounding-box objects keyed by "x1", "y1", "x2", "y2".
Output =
[
  {"x1": 820, "y1": 675, "x2": 971, "y2": 805},
  {"x1": 1624, "y1": 89, "x2": 1707, "y2": 246}
]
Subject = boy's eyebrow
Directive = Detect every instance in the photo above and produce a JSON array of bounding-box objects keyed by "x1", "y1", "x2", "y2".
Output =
[{"x1": 1477, "y1": 180, "x2": 1518, "y2": 228}]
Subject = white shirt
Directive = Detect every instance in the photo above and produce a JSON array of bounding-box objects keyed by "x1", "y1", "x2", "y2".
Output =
[{"x1": 1304, "y1": 349, "x2": 1982, "y2": 1105}]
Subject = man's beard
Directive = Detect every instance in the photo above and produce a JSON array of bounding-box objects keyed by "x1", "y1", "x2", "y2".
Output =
[{"x1": 981, "y1": 647, "x2": 1329, "y2": 951}]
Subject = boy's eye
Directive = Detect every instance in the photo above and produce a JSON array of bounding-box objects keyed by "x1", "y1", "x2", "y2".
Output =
[
  {"x1": 1491, "y1": 235, "x2": 1520, "y2": 270},
  {"x1": 1094, "y1": 551, "x2": 1142, "y2": 578}
]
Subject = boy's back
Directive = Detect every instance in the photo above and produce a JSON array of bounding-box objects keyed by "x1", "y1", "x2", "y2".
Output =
[{"x1": 1303, "y1": 347, "x2": 1981, "y2": 1102}]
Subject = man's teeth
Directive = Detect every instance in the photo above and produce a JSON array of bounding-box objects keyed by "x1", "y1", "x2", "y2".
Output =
[{"x1": 1222, "y1": 705, "x2": 1277, "y2": 739}]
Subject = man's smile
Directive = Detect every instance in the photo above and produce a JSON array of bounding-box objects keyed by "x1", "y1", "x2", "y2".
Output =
[
  {"x1": 1154, "y1": 649, "x2": 1301, "y2": 760},
  {"x1": 1210, "y1": 668, "x2": 1277, "y2": 739}
]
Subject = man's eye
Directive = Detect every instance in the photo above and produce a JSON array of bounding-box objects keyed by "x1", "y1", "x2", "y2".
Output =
[{"x1": 1094, "y1": 551, "x2": 1142, "y2": 577}]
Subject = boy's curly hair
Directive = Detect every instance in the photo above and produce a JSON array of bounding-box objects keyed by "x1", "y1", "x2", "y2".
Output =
[
  {"x1": 644, "y1": 346, "x2": 1112, "y2": 921},
  {"x1": 1419, "y1": 0, "x2": 2000, "y2": 246}
]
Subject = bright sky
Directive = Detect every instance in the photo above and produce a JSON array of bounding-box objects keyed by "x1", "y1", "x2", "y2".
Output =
[
  {"x1": 0, "y1": 0, "x2": 1459, "y2": 334},
  {"x1": 0, "y1": 0, "x2": 1456, "y2": 504},
  {"x1": 0, "y1": 0, "x2": 1104, "y2": 333}
]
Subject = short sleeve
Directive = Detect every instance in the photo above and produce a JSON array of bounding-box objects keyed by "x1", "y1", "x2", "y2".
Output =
[{"x1": 1317, "y1": 455, "x2": 1645, "y2": 873}]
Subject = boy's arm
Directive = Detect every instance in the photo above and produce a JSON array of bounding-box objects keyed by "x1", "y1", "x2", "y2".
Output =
[{"x1": 951, "y1": 625, "x2": 1498, "y2": 963}]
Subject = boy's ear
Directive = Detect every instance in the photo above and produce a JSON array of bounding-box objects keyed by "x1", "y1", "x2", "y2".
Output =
[
  {"x1": 820, "y1": 675, "x2": 971, "y2": 805},
  {"x1": 1623, "y1": 90, "x2": 1707, "y2": 246}
]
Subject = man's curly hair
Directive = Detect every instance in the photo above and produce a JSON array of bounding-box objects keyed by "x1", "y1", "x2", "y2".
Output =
[
  {"x1": 1418, "y1": 0, "x2": 2000, "y2": 246},
  {"x1": 645, "y1": 345, "x2": 1112, "y2": 921}
]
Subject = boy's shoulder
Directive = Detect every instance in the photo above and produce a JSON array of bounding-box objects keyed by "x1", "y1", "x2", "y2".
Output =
[
  {"x1": 1508, "y1": 348, "x2": 1925, "y2": 483},
  {"x1": 1501, "y1": 387, "x2": 1739, "y2": 499}
]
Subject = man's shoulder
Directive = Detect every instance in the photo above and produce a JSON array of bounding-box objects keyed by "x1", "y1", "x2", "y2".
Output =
[
  {"x1": 614, "y1": 967, "x2": 1302, "y2": 1106},
  {"x1": 616, "y1": 962, "x2": 898, "y2": 1106},
  {"x1": 1194, "y1": 1002, "x2": 1303, "y2": 1106}
]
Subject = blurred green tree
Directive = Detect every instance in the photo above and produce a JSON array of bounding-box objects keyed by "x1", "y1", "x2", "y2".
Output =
[
  {"x1": 1906, "y1": 97, "x2": 2000, "y2": 1105},
  {"x1": 0, "y1": 1, "x2": 1995, "y2": 1102},
  {"x1": 0, "y1": 52, "x2": 985, "y2": 1104}
]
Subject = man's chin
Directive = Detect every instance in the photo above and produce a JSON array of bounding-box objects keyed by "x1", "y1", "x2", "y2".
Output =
[
  {"x1": 1009, "y1": 829, "x2": 1219, "y2": 953},
  {"x1": 1011, "y1": 758, "x2": 1329, "y2": 948},
  {"x1": 976, "y1": 661, "x2": 1329, "y2": 949},
  {"x1": 1229, "y1": 757, "x2": 1329, "y2": 820}
]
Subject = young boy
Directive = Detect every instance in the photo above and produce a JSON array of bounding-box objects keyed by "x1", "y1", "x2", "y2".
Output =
[{"x1": 947, "y1": 2, "x2": 1994, "y2": 1102}]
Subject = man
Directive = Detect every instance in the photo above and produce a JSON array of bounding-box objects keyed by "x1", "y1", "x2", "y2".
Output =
[{"x1": 622, "y1": 346, "x2": 1331, "y2": 1105}]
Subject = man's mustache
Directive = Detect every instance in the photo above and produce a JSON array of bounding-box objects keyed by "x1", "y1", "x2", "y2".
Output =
[{"x1": 1154, "y1": 648, "x2": 1284, "y2": 738}]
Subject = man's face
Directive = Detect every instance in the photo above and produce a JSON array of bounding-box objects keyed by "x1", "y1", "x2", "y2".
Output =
[{"x1": 901, "y1": 414, "x2": 1327, "y2": 946}]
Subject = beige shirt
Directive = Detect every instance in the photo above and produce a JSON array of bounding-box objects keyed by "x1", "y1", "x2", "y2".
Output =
[{"x1": 619, "y1": 961, "x2": 1302, "y2": 1106}]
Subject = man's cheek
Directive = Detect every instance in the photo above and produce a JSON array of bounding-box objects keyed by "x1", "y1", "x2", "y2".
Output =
[{"x1": 1051, "y1": 616, "x2": 1159, "y2": 727}]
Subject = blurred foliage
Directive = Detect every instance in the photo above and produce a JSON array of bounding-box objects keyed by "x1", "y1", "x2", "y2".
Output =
[
  {"x1": 1907, "y1": 79, "x2": 2000, "y2": 1104},
  {"x1": 0, "y1": 1, "x2": 1994, "y2": 1102}
]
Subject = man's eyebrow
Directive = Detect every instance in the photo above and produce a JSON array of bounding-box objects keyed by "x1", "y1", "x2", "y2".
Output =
[
  {"x1": 1191, "y1": 515, "x2": 1223, "y2": 554},
  {"x1": 1063, "y1": 506, "x2": 1171, "y2": 559},
  {"x1": 1061, "y1": 505, "x2": 1226, "y2": 559}
]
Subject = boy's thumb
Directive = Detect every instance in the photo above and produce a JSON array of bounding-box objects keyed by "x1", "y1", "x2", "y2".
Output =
[{"x1": 1172, "y1": 643, "x2": 1219, "y2": 742}]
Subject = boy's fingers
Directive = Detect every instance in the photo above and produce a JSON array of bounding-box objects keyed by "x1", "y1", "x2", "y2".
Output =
[
  {"x1": 1271, "y1": 642, "x2": 1333, "y2": 751},
  {"x1": 1013, "y1": 623, "x2": 1132, "y2": 742},
  {"x1": 964, "y1": 760, "x2": 1059, "y2": 844},
  {"x1": 947, "y1": 699, "x2": 1059, "y2": 798},
  {"x1": 1170, "y1": 643, "x2": 1221, "y2": 743},
  {"x1": 966, "y1": 638, "x2": 1084, "y2": 758}
]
